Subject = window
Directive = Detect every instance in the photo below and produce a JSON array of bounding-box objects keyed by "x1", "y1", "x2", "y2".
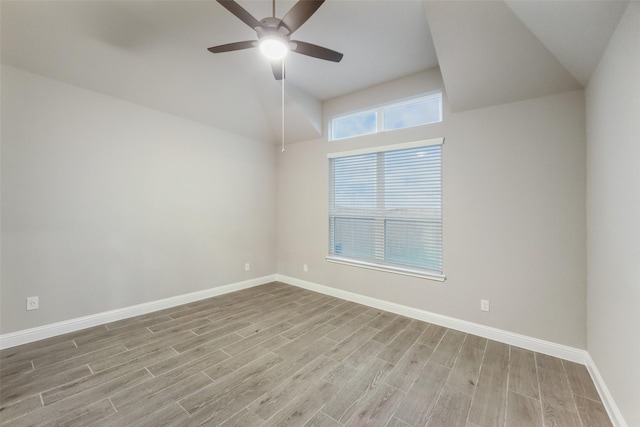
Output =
[
  {"x1": 330, "y1": 92, "x2": 442, "y2": 141},
  {"x1": 328, "y1": 138, "x2": 444, "y2": 280},
  {"x1": 331, "y1": 111, "x2": 377, "y2": 140}
]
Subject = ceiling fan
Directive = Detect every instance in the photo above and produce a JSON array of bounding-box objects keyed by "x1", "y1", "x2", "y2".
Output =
[{"x1": 208, "y1": 0, "x2": 343, "y2": 80}]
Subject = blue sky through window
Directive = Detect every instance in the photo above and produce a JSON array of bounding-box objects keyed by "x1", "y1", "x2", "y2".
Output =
[
  {"x1": 330, "y1": 93, "x2": 442, "y2": 141},
  {"x1": 384, "y1": 98, "x2": 441, "y2": 131},
  {"x1": 332, "y1": 111, "x2": 377, "y2": 140}
]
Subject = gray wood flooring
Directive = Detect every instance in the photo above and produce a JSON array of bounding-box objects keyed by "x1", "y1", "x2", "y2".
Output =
[{"x1": 0, "y1": 282, "x2": 612, "y2": 426}]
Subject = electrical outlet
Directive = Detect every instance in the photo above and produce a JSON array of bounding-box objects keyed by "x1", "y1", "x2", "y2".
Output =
[
  {"x1": 27, "y1": 296, "x2": 39, "y2": 311},
  {"x1": 244, "y1": 263, "x2": 250, "y2": 271},
  {"x1": 303, "y1": 264, "x2": 308, "y2": 272},
  {"x1": 480, "y1": 299, "x2": 490, "y2": 312}
]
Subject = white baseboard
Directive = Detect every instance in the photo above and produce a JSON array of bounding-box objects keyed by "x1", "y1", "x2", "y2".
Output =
[
  {"x1": 0, "y1": 275, "x2": 276, "y2": 350},
  {"x1": 276, "y1": 274, "x2": 628, "y2": 427},
  {"x1": 585, "y1": 354, "x2": 629, "y2": 427},
  {"x1": 276, "y1": 274, "x2": 587, "y2": 363}
]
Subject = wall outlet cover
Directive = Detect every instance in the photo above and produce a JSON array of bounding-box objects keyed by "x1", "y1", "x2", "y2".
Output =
[{"x1": 26, "y1": 296, "x2": 39, "y2": 311}]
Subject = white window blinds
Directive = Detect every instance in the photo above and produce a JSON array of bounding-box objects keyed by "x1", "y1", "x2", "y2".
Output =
[{"x1": 328, "y1": 138, "x2": 444, "y2": 280}]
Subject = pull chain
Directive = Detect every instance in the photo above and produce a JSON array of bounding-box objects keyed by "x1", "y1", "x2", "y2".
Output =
[{"x1": 281, "y1": 58, "x2": 285, "y2": 152}]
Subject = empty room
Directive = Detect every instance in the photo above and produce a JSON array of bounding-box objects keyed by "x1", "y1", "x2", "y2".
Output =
[{"x1": 1, "y1": 0, "x2": 638, "y2": 426}]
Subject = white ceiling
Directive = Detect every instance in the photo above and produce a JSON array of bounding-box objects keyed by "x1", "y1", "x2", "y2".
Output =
[
  {"x1": 505, "y1": 0, "x2": 630, "y2": 87},
  {"x1": 1, "y1": 0, "x2": 629, "y2": 144}
]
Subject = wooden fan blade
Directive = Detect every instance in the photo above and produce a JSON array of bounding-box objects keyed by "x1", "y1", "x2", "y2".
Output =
[
  {"x1": 216, "y1": 0, "x2": 262, "y2": 30},
  {"x1": 291, "y1": 40, "x2": 343, "y2": 62},
  {"x1": 279, "y1": 0, "x2": 324, "y2": 35},
  {"x1": 208, "y1": 41, "x2": 256, "y2": 53},
  {"x1": 271, "y1": 61, "x2": 284, "y2": 80}
]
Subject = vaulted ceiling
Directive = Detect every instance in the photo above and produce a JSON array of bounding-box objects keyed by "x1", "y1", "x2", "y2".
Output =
[{"x1": 1, "y1": 1, "x2": 629, "y2": 144}]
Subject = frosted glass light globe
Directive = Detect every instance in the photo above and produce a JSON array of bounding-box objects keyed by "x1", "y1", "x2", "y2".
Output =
[{"x1": 259, "y1": 37, "x2": 289, "y2": 60}]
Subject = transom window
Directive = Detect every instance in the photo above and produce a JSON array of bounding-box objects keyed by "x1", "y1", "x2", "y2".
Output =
[
  {"x1": 330, "y1": 92, "x2": 442, "y2": 141},
  {"x1": 327, "y1": 138, "x2": 445, "y2": 281}
]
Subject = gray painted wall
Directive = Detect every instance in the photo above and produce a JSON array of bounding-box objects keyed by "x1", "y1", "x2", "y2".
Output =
[
  {"x1": 1, "y1": 65, "x2": 277, "y2": 334},
  {"x1": 277, "y1": 69, "x2": 587, "y2": 349},
  {"x1": 586, "y1": 2, "x2": 640, "y2": 426}
]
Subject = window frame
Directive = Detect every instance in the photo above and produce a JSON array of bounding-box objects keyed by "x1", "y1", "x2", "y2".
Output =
[
  {"x1": 327, "y1": 138, "x2": 446, "y2": 281},
  {"x1": 329, "y1": 92, "x2": 443, "y2": 141}
]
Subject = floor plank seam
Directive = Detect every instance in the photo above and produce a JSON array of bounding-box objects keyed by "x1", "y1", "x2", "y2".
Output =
[
  {"x1": 533, "y1": 351, "x2": 545, "y2": 426},
  {"x1": 573, "y1": 392, "x2": 602, "y2": 404},
  {"x1": 107, "y1": 397, "x2": 117, "y2": 413},
  {"x1": 503, "y1": 343, "x2": 511, "y2": 427},
  {"x1": 560, "y1": 359, "x2": 585, "y2": 427},
  {"x1": 431, "y1": 327, "x2": 448, "y2": 350},
  {"x1": 144, "y1": 367, "x2": 155, "y2": 378},
  {"x1": 321, "y1": 409, "x2": 343, "y2": 426},
  {"x1": 427, "y1": 336, "x2": 462, "y2": 426},
  {"x1": 201, "y1": 370, "x2": 216, "y2": 382},
  {"x1": 177, "y1": 401, "x2": 191, "y2": 418},
  {"x1": 465, "y1": 337, "x2": 488, "y2": 427},
  {"x1": 573, "y1": 395, "x2": 588, "y2": 427}
]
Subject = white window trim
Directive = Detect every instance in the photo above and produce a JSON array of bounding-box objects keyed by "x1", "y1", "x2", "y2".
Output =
[
  {"x1": 327, "y1": 137, "x2": 444, "y2": 159},
  {"x1": 326, "y1": 255, "x2": 446, "y2": 281},
  {"x1": 327, "y1": 137, "x2": 445, "y2": 281}
]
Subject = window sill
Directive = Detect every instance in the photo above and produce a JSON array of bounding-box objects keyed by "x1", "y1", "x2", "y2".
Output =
[{"x1": 326, "y1": 256, "x2": 446, "y2": 282}]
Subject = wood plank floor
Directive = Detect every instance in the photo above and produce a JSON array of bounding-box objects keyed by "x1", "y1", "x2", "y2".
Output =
[{"x1": 0, "y1": 282, "x2": 612, "y2": 426}]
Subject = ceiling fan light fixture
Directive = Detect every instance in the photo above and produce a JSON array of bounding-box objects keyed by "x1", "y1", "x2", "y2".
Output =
[
  {"x1": 259, "y1": 36, "x2": 289, "y2": 60},
  {"x1": 209, "y1": 0, "x2": 344, "y2": 79}
]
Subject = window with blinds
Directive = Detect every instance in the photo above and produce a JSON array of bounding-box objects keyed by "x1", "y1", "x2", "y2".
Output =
[{"x1": 327, "y1": 138, "x2": 444, "y2": 280}]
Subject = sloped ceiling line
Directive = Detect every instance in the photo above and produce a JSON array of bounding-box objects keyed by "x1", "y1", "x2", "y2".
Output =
[
  {"x1": 504, "y1": 0, "x2": 629, "y2": 87},
  {"x1": 423, "y1": 0, "x2": 581, "y2": 113}
]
